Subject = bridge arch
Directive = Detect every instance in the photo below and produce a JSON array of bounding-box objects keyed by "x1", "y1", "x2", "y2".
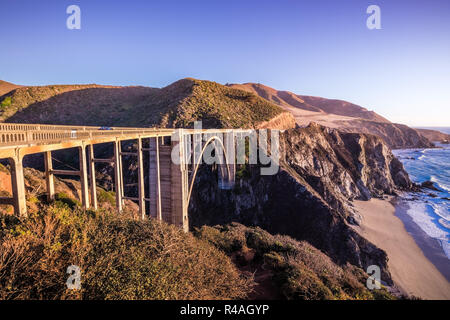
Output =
[{"x1": 186, "y1": 135, "x2": 233, "y2": 208}]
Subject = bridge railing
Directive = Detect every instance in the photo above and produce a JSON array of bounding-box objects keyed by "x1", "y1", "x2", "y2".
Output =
[
  {"x1": 0, "y1": 123, "x2": 169, "y2": 132},
  {"x1": 0, "y1": 123, "x2": 255, "y2": 149},
  {"x1": 0, "y1": 124, "x2": 174, "y2": 148}
]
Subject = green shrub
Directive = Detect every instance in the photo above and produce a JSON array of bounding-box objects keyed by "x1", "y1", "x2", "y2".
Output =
[
  {"x1": 55, "y1": 192, "x2": 81, "y2": 209},
  {"x1": 0, "y1": 96, "x2": 12, "y2": 111},
  {"x1": 96, "y1": 188, "x2": 116, "y2": 207}
]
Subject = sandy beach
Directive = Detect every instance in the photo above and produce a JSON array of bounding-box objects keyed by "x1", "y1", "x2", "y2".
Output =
[{"x1": 353, "y1": 198, "x2": 450, "y2": 300}]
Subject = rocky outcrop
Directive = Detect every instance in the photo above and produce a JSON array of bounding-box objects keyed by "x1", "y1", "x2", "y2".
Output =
[
  {"x1": 335, "y1": 120, "x2": 435, "y2": 149},
  {"x1": 189, "y1": 124, "x2": 413, "y2": 285}
]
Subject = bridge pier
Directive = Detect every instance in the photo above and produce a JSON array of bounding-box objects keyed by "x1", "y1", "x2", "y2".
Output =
[
  {"x1": 9, "y1": 156, "x2": 27, "y2": 217},
  {"x1": 171, "y1": 130, "x2": 189, "y2": 232},
  {"x1": 44, "y1": 151, "x2": 55, "y2": 201},
  {"x1": 118, "y1": 142, "x2": 125, "y2": 206},
  {"x1": 79, "y1": 146, "x2": 90, "y2": 209},
  {"x1": 219, "y1": 131, "x2": 236, "y2": 190},
  {"x1": 113, "y1": 141, "x2": 123, "y2": 212},
  {"x1": 137, "y1": 138, "x2": 145, "y2": 219},
  {"x1": 88, "y1": 145, "x2": 98, "y2": 210},
  {"x1": 149, "y1": 136, "x2": 174, "y2": 223}
]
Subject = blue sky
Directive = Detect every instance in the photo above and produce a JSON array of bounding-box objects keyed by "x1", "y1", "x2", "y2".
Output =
[{"x1": 0, "y1": 0, "x2": 449, "y2": 126}]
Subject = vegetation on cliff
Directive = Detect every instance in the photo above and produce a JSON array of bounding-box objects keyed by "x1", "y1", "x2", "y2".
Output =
[
  {"x1": 196, "y1": 223, "x2": 395, "y2": 300},
  {"x1": 0, "y1": 202, "x2": 395, "y2": 300}
]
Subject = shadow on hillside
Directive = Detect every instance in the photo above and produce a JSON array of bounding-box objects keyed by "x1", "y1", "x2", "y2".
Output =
[{"x1": 5, "y1": 86, "x2": 162, "y2": 127}]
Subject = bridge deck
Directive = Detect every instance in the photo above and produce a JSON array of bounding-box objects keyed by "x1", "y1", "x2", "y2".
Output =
[{"x1": 0, "y1": 123, "x2": 249, "y2": 159}]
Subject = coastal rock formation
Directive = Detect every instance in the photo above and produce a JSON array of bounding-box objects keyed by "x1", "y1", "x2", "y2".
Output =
[{"x1": 334, "y1": 120, "x2": 434, "y2": 149}]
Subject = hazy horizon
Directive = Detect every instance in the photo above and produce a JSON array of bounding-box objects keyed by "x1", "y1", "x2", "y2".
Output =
[{"x1": 1, "y1": 0, "x2": 449, "y2": 126}]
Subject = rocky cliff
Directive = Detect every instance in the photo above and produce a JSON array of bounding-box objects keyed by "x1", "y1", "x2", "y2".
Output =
[
  {"x1": 189, "y1": 123, "x2": 414, "y2": 285},
  {"x1": 334, "y1": 120, "x2": 434, "y2": 149}
]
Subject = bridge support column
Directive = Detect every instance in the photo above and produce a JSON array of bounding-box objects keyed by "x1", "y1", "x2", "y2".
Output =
[
  {"x1": 10, "y1": 156, "x2": 27, "y2": 217},
  {"x1": 137, "y1": 138, "x2": 145, "y2": 219},
  {"x1": 221, "y1": 131, "x2": 236, "y2": 189},
  {"x1": 118, "y1": 142, "x2": 125, "y2": 206},
  {"x1": 171, "y1": 130, "x2": 189, "y2": 232},
  {"x1": 88, "y1": 145, "x2": 98, "y2": 210},
  {"x1": 150, "y1": 137, "x2": 167, "y2": 221},
  {"x1": 79, "y1": 146, "x2": 90, "y2": 209},
  {"x1": 113, "y1": 141, "x2": 123, "y2": 212},
  {"x1": 44, "y1": 151, "x2": 55, "y2": 201}
]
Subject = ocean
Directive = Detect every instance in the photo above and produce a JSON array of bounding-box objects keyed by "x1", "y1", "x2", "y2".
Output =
[{"x1": 393, "y1": 129, "x2": 450, "y2": 260}]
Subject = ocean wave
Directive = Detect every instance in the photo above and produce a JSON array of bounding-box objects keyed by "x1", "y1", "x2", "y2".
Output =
[
  {"x1": 429, "y1": 202, "x2": 450, "y2": 221},
  {"x1": 430, "y1": 176, "x2": 450, "y2": 192},
  {"x1": 439, "y1": 218, "x2": 450, "y2": 229},
  {"x1": 442, "y1": 242, "x2": 450, "y2": 261},
  {"x1": 406, "y1": 202, "x2": 448, "y2": 240}
]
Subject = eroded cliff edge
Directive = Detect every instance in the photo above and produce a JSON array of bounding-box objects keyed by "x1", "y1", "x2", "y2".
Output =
[{"x1": 189, "y1": 123, "x2": 413, "y2": 285}]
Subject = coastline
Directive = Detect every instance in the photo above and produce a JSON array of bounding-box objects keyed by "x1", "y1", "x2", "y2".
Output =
[
  {"x1": 393, "y1": 198, "x2": 450, "y2": 282},
  {"x1": 352, "y1": 197, "x2": 450, "y2": 300}
]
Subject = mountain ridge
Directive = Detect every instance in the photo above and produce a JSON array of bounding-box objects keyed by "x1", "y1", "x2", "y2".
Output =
[
  {"x1": 0, "y1": 78, "x2": 294, "y2": 130},
  {"x1": 227, "y1": 82, "x2": 433, "y2": 149}
]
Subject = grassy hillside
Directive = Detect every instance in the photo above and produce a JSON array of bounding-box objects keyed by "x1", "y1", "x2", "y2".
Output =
[
  {"x1": 0, "y1": 79, "x2": 287, "y2": 129},
  {"x1": 227, "y1": 83, "x2": 390, "y2": 123},
  {"x1": 299, "y1": 95, "x2": 390, "y2": 123},
  {"x1": 0, "y1": 206, "x2": 252, "y2": 300}
]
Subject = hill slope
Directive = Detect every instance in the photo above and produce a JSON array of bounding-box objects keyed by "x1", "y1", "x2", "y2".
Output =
[
  {"x1": 227, "y1": 83, "x2": 433, "y2": 149},
  {"x1": 0, "y1": 79, "x2": 294, "y2": 129},
  {"x1": 0, "y1": 80, "x2": 21, "y2": 96},
  {"x1": 228, "y1": 83, "x2": 390, "y2": 123}
]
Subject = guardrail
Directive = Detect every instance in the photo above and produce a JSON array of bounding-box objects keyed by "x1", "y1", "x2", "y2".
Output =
[{"x1": 0, "y1": 123, "x2": 175, "y2": 148}]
